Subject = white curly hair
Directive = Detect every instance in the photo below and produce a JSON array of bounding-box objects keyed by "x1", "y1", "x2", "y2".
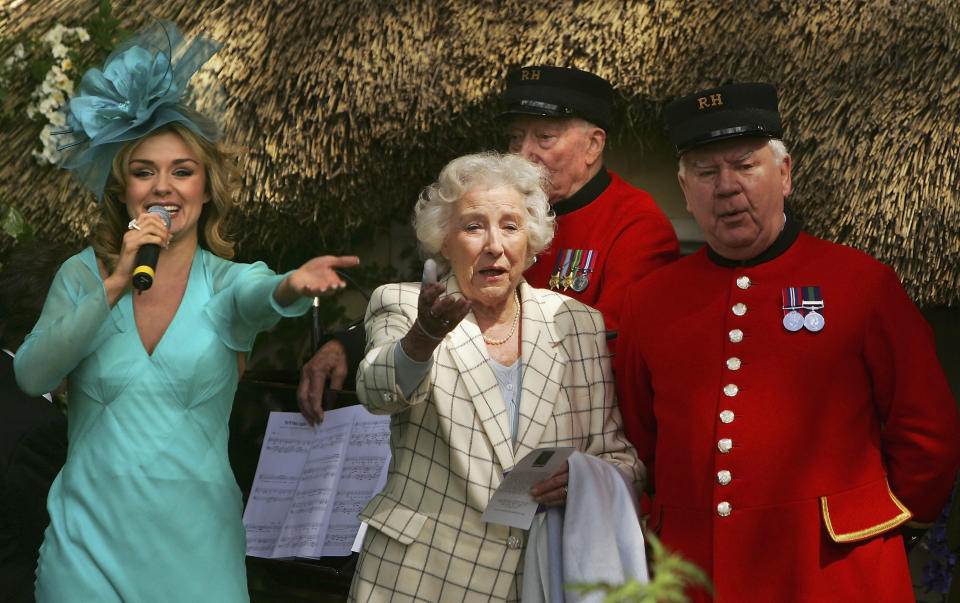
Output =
[{"x1": 413, "y1": 151, "x2": 555, "y2": 274}]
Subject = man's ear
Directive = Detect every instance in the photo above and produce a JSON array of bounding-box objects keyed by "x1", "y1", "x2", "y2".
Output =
[
  {"x1": 585, "y1": 127, "x2": 606, "y2": 166},
  {"x1": 780, "y1": 154, "x2": 792, "y2": 199},
  {"x1": 678, "y1": 168, "x2": 693, "y2": 213}
]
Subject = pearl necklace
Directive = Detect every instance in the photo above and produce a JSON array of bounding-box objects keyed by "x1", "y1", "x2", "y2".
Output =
[{"x1": 482, "y1": 290, "x2": 520, "y2": 346}]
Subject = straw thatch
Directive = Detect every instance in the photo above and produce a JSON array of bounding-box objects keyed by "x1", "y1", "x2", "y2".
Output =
[{"x1": 2, "y1": 0, "x2": 959, "y2": 304}]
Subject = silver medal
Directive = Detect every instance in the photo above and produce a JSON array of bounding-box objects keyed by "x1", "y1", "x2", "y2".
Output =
[
  {"x1": 803, "y1": 310, "x2": 825, "y2": 332},
  {"x1": 572, "y1": 274, "x2": 589, "y2": 292},
  {"x1": 782, "y1": 310, "x2": 804, "y2": 332}
]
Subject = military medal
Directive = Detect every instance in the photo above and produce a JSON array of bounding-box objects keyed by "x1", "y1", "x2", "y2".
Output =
[
  {"x1": 561, "y1": 249, "x2": 581, "y2": 291},
  {"x1": 781, "y1": 287, "x2": 804, "y2": 331},
  {"x1": 558, "y1": 250, "x2": 574, "y2": 291},
  {"x1": 548, "y1": 251, "x2": 564, "y2": 290},
  {"x1": 571, "y1": 250, "x2": 595, "y2": 293},
  {"x1": 783, "y1": 311, "x2": 803, "y2": 331},
  {"x1": 804, "y1": 310, "x2": 825, "y2": 332},
  {"x1": 782, "y1": 286, "x2": 825, "y2": 333},
  {"x1": 800, "y1": 286, "x2": 825, "y2": 332}
]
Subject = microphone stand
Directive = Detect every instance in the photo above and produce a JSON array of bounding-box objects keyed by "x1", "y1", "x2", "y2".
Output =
[{"x1": 310, "y1": 297, "x2": 323, "y2": 354}]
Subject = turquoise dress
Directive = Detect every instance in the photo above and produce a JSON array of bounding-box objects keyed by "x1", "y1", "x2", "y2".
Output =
[{"x1": 14, "y1": 246, "x2": 310, "y2": 602}]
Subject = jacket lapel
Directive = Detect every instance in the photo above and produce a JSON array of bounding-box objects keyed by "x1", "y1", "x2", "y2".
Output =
[
  {"x1": 515, "y1": 282, "x2": 566, "y2": 461},
  {"x1": 441, "y1": 275, "x2": 516, "y2": 471}
]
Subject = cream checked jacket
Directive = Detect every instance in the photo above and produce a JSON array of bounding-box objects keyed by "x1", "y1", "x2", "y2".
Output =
[{"x1": 349, "y1": 275, "x2": 644, "y2": 603}]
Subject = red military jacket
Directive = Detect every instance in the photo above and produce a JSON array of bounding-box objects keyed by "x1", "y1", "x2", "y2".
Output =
[
  {"x1": 615, "y1": 220, "x2": 960, "y2": 602},
  {"x1": 525, "y1": 169, "x2": 679, "y2": 348}
]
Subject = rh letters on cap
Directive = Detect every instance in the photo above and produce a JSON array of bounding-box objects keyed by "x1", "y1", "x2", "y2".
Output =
[
  {"x1": 697, "y1": 93, "x2": 723, "y2": 110},
  {"x1": 521, "y1": 69, "x2": 541, "y2": 81}
]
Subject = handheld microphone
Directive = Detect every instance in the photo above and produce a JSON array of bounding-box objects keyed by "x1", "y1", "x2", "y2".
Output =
[{"x1": 132, "y1": 206, "x2": 171, "y2": 293}]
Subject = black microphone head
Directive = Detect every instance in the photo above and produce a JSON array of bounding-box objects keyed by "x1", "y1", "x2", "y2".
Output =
[
  {"x1": 146, "y1": 205, "x2": 172, "y2": 228},
  {"x1": 132, "y1": 270, "x2": 153, "y2": 292}
]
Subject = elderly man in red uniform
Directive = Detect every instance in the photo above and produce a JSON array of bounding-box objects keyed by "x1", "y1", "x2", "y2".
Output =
[
  {"x1": 297, "y1": 66, "x2": 679, "y2": 423},
  {"x1": 615, "y1": 82, "x2": 960, "y2": 601},
  {"x1": 502, "y1": 65, "x2": 679, "y2": 341}
]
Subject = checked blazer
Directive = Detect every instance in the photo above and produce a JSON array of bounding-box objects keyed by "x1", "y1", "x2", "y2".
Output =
[{"x1": 348, "y1": 276, "x2": 643, "y2": 602}]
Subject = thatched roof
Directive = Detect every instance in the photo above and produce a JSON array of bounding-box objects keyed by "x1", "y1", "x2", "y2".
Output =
[{"x1": 2, "y1": 0, "x2": 959, "y2": 304}]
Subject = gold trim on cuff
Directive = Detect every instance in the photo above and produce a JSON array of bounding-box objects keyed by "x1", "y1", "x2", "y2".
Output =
[{"x1": 820, "y1": 482, "x2": 913, "y2": 543}]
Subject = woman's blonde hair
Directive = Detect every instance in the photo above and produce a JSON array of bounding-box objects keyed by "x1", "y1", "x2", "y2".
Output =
[{"x1": 91, "y1": 121, "x2": 242, "y2": 270}]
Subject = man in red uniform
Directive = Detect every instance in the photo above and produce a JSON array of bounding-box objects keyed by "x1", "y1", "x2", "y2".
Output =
[
  {"x1": 297, "y1": 66, "x2": 679, "y2": 422},
  {"x1": 501, "y1": 65, "x2": 679, "y2": 340},
  {"x1": 615, "y1": 82, "x2": 960, "y2": 601}
]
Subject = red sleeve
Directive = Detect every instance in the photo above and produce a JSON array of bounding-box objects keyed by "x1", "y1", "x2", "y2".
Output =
[
  {"x1": 865, "y1": 265, "x2": 960, "y2": 521},
  {"x1": 613, "y1": 282, "x2": 658, "y2": 491},
  {"x1": 594, "y1": 210, "x2": 679, "y2": 339}
]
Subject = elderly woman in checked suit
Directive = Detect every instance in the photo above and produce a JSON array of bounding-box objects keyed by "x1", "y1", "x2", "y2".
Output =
[{"x1": 348, "y1": 152, "x2": 644, "y2": 602}]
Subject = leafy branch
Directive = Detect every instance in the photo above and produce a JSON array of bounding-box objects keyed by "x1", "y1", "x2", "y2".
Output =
[{"x1": 567, "y1": 531, "x2": 713, "y2": 602}]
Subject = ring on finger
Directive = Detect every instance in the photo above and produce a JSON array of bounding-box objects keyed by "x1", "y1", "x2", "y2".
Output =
[
  {"x1": 127, "y1": 219, "x2": 141, "y2": 231},
  {"x1": 561, "y1": 486, "x2": 567, "y2": 498}
]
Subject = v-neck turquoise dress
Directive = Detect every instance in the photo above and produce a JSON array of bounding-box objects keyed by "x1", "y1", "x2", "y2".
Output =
[{"x1": 14, "y1": 246, "x2": 310, "y2": 602}]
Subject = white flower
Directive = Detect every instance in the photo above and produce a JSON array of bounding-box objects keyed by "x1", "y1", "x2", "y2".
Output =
[
  {"x1": 61, "y1": 57, "x2": 73, "y2": 72},
  {"x1": 34, "y1": 123, "x2": 64, "y2": 165},
  {"x1": 49, "y1": 65, "x2": 68, "y2": 84},
  {"x1": 49, "y1": 90, "x2": 66, "y2": 107},
  {"x1": 65, "y1": 27, "x2": 90, "y2": 43},
  {"x1": 49, "y1": 111, "x2": 67, "y2": 127},
  {"x1": 37, "y1": 65, "x2": 72, "y2": 99},
  {"x1": 26, "y1": 104, "x2": 38, "y2": 119},
  {"x1": 13, "y1": 43, "x2": 25, "y2": 60},
  {"x1": 42, "y1": 24, "x2": 68, "y2": 46},
  {"x1": 37, "y1": 96, "x2": 57, "y2": 114},
  {"x1": 51, "y1": 42, "x2": 69, "y2": 59}
]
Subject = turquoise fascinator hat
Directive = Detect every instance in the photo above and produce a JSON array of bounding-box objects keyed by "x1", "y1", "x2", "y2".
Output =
[{"x1": 57, "y1": 20, "x2": 224, "y2": 201}]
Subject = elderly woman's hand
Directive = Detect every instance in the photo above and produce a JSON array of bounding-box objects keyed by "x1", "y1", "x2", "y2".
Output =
[
  {"x1": 530, "y1": 461, "x2": 570, "y2": 507},
  {"x1": 401, "y1": 282, "x2": 471, "y2": 361}
]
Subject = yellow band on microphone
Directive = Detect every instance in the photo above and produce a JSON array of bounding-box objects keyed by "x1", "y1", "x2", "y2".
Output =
[{"x1": 133, "y1": 266, "x2": 155, "y2": 279}]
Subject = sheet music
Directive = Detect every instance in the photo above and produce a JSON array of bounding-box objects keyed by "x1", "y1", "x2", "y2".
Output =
[
  {"x1": 316, "y1": 415, "x2": 392, "y2": 556},
  {"x1": 242, "y1": 407, "x2": 391, "y2": 558}
]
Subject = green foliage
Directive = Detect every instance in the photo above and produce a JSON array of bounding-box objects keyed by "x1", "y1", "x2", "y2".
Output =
[
  {"x1": 567, "y1": 531, "x2": 713, "y2": 602},
  {"x1": 0, "y1": 202, "x2": 35, "y2": 272},
  {"x1": 1, "y1": 204, "x2": 34, "y2": 243},
  {"x1": 87, "y1": 0, "x2": 129, "y2": 53},
  {"x1": 29, "y1": 56, "x2": 53, "y2": 84}
]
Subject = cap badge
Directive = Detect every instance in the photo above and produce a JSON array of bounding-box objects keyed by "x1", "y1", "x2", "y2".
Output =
[
  {"x1": 521, "y1": 69, "x2": 541, "y2": 81},
  {"x1": 698, "y1": 93, "x2": 724, "y2": 110}
]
